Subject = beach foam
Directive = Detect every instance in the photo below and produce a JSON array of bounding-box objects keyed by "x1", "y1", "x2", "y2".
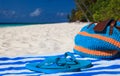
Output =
[{"x1": 0, "y1": 22, "x2": 89, "y2": 57}]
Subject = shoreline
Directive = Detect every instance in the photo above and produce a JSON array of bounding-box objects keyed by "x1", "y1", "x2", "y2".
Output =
[{"x1": 0, "y1": 22, "x2": 89, "y2": 57}]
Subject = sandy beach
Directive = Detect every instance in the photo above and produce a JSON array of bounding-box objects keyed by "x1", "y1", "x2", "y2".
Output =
[{"x1": 0, "y1": 22, "x2": 89, "y2": 57}]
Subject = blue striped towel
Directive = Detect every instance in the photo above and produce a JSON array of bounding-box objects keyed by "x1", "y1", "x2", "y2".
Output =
[{"x1": 0, "y1": 54, "x2": 120, "y2": 76}]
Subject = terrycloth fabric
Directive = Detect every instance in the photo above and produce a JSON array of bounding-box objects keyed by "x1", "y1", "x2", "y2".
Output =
[
  {"x1": 0, "y1": 55, "x2": 120, "y2": 76},
  {"x1": 73, "y1": 21, "x2": 120, "y2": 59}
]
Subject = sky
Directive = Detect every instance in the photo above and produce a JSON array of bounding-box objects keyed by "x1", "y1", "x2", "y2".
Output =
[{"x1": 0, "y1": 0, "x2": 75, "y2": 23}]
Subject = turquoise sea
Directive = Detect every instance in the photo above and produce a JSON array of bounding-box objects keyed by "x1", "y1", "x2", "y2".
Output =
[
  {"x1": 0, "y1": 21, "x2": 67, "y2": 27},
  {"x1": 0, "y1": 24, "x2": 32, "y2": 27}
]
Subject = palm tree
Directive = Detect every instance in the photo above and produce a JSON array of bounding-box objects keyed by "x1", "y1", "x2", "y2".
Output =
[
  {"x1": 74, "y1": 0, "x2": 95, "y2": 22},
  {"x1": 74, "y1": 0, "x2": 90, "y2": 22}
]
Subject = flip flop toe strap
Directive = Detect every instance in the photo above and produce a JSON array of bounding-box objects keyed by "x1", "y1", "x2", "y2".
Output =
[{"x1": 64, "y1": 52, "x2": 79, "y2": 64}]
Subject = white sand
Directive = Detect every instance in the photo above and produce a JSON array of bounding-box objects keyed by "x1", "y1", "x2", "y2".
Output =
[{"x1": 0, "y1": 22, "x2": 89, "y2": 57}]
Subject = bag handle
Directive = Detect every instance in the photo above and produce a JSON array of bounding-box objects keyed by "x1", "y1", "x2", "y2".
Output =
[
  {"x1": 116, "y1": 26, "x2": 120, "y2": 31},
  {"x1": 109, "y1": 20, "x2": 116, "y2": 35},
  {"x1": 94, "y1": 19, "x2": 114, "y2": 32},
  {"x1": 93, "y1": 19, "x2": 116, "y2": 35}
]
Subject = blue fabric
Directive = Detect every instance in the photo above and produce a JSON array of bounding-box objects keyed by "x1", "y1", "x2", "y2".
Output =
[
  {"x1": 74, "y1": 34, "x2": 120, "y2": 51},
  {"x1": 74, "y1": 21, "x2": 120, "y2": 59},
  {"x1": 0, "y1": 55, "x2": 120, "y2": 76},
  {"x1": 116, "y1": 21, "x2": 120, "y2": 26}
]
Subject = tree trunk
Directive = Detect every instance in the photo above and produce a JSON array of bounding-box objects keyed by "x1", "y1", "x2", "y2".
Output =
[{"x1": 74, "y1": 0, "x2": 90, "y2": 22}]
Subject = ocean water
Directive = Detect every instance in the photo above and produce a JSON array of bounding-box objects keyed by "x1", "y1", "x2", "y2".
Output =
[
  {"x1": 0, "y1": 24, "x2": 31, "y2": 27},
  {"x1": 0, "y1": 21, "x2": 67, "y2": 27}
]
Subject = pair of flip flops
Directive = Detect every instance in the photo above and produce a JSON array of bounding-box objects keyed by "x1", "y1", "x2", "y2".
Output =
[{"x1": 25, "y1": 52, "x2": 92, "y2": 74}]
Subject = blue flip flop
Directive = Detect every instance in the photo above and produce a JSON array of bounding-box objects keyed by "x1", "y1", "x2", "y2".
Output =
[{"x1": 25, "y1": 52, "x2": 92, "y2": 73}]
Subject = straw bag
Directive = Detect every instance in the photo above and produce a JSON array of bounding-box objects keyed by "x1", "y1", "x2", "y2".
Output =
[{"x1": 73, "y1": 19, "x2": 120, "y2": 59}]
